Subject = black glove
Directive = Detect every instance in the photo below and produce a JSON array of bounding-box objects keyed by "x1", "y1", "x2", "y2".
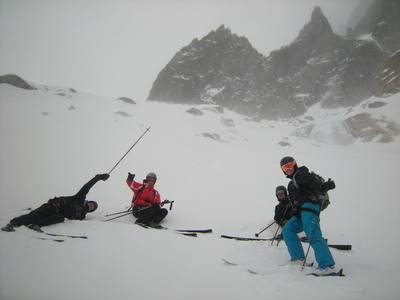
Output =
[
  {"x1": 320, "y1": 179, "x2": 335, "y2": 192},
  {"x1": 152, "y1": 203, "x2": 160, "y2": 209},
  {"x1": 127, "y1": 172, "x2": 135, "y2": 181},
  {"x1": 96, "y1": 174, "x2": 110, "y2": 181}
]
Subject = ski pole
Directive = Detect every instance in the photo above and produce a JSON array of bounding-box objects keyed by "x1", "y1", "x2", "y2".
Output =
[
  {"x1": 302, "y1": 220, "x2": 318, "y2": 271},
  {"x1": 271, "y1": 223, "x2": 281, "y2": 246},
  {"x1": 302, "y1": 198, "x2": 326, "y2": 271},
  {"x1": 255, "y1": 220, "x2": 276, "y2": 237},
  {"x1": 108, "y1": 127, "x2": 151, "y2": 175},
  {"x1": 271, "y1": 205, "x2": 289, "y2": 246},
  {"x1": 105, "y1": 206, "x2": 132, "y2": 217},
  {"x1": 104, "y1": 211, "x2": 132, "y2": 222},
  {"x1": 275, "y1": 205, "x2": 290, "y2": 246}
]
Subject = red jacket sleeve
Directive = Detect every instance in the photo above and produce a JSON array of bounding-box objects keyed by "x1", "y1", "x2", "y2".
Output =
[{"x1": 126, "y1": 179, "x2": 143, "y2": 194}]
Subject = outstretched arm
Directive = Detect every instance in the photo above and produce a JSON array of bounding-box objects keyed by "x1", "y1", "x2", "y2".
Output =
[
  {"x1": 75, "y1": 173, "x2": 109, "y2": 199},
  {"x1": 126, "y1": 172, "x2": 143, "y2": 193}
]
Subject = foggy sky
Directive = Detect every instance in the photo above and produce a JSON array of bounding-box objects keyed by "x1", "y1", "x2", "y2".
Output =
[{"x1": 0, "y1": 0, "x2": 365, "y2": 100}]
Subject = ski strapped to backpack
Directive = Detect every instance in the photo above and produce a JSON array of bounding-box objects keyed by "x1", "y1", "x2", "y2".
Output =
[{"x1": 292, "y1": 171, "x2": 331, "y2": 212}]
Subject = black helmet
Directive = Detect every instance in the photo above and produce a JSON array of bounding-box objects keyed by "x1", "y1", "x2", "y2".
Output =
[
  {"x1": 275, "y1": 185, "x2": 288, "y2": 202},
  {"x1": 275, "y1": 185, "x2": 287, "y2": 196},
  {"x1": 85, "y1": 201, "x2": 98, "y2": 213},
  {"x1": 280, "y1": 156, "x2": 297, "y2": 174}
]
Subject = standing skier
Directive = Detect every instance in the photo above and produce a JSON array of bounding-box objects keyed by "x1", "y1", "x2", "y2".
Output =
[
  {"x1": 2, "y1": 173, "x2": 109, "y2": 232},
  {"x1": 279, "y1": 156, "x2": 337, "y2": 276},
  {"x1": 126, "y1": 172, "x2": 168, "y2": 228}
]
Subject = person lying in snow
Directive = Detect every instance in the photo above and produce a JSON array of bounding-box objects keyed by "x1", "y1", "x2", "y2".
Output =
[
  {"x1": 2, "y1": 173, "x2": 109, "y2": 232},
  {"x1": 126, "y1": 172, "x2": 168, "y2": 229}
]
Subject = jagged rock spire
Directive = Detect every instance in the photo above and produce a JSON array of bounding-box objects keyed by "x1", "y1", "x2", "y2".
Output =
[{"x1": 295, "y1": 6, "x2": 334, "y2": 41}]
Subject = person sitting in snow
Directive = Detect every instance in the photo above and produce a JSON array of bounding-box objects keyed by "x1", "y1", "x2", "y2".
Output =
[
  {"x1": 274, "y1": 185, "x2": 294, "y2": 226},
  {"x1": 279, "y1": 156, "x2": 337, "y2": 276},
  {"x1": 2, "y1": 173, "x2": 109, "y2": 232},
  {"x1": 126, "y1": 172, "x2": 168, "y2": 229}
]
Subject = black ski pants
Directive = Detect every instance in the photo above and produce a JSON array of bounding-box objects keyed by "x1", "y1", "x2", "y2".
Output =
[
  {"x1": 132, "y1": 205, "x2": 168, "y2": 225},
  {"x1": 10, "y1": 203, "x2": 65, "y2": 227}
]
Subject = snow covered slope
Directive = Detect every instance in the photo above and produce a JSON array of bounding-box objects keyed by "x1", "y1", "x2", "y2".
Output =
[{"x1": 0, "y1": 83, "x2": 399, "y2": 300}]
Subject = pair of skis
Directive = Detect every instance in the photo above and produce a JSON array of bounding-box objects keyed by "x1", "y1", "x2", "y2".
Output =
[
  {"x1": 33, "y1": 227, "x2": 212, "y2": 241},
  {"x1": 136, "y1": 223, "x2": 212, "y2": 237},
  {"x1": 220, "y1": 234, "x2": 352, "y2": 251},
  {"x1": 35, "y1": 230, "x2": 87, "y2": 242},
  {"x1": 221, "y1": 235, "x2": 348, "y2": 277},
  {"x1": 222, "y1": 258, "x2": 345, "y2": 277}
]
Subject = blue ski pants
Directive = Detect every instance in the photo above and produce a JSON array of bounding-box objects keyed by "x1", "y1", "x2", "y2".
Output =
[{"x1": 282, "y1": 202, "x2": 335, "y2": 268}]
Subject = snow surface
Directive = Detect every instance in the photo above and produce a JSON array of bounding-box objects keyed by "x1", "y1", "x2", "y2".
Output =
[{"x1": 0, "y1": 83, "x2": 400, "y2": 300}]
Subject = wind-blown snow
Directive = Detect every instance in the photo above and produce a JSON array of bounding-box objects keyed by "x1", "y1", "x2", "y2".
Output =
[{"x1": 0, "y1": 84, "x2": 399, "y2": 300}]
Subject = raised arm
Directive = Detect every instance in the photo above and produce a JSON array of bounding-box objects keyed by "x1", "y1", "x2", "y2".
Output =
[{"x1": 75, "y1": 173, "x2": 109, "y2": 199}]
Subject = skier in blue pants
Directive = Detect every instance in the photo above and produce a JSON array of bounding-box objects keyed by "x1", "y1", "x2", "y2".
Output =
[
  {"x1": 282, "y1": 202, "x2": 334, "y2": 268},
  {"x1": 279, "y1": 156, "x2": 337, "y2": 276}
]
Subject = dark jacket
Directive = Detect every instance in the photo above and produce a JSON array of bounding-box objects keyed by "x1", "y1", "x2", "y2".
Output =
[
  {"x1": 48, "y1": 174, "x2": 104, "y2": 220},
  {"x1": 274, "y1": 197, "x2": 294, "y2": 225},
  {"x1": 287, "y1": 166, "x2": 323, "y2": 210}
]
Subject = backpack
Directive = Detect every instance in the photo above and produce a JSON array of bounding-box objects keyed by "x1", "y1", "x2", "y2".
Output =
[{"x1": 292, "y1": 171, "x2": 330, "y2": 211}]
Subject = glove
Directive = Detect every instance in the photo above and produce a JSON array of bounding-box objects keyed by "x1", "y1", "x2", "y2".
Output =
[
  {"x1": 96, "y1": 173, "x2": 110, "y2": 181},
  {"x1": 152, "y1": 203, "x2": 160, "y2": 209},
  {"x1": 320, "y1": 179, "x2": 335, "y2": 192},
  {"x1": 127, "y1": 172, "x2": 135, "y2": 181}
]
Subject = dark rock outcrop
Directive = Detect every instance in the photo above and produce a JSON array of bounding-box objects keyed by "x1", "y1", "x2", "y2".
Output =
[
  {"x1": 0, "y1": 74, "x2": 36, "y2": 90},
  {"x1": 374, "y1": 50, "x2": 400, "y2": 97},
  {"x1": 348, "y1": 0, "x2": 400, "y2": 55},
  {"x1": 117, "y1": 97, "x2": 136, "y2": 104},
  {"x1": 148, "y1": 25, "x2": 267, "y2": 115}
]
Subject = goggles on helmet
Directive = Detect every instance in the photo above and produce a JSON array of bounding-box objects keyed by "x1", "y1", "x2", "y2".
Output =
[
  {"x1": 276, "y1": 190, "x2": 286, "y2": 196},
  {"x1": 276, "y1": 192, "x2": 287, "y2": 199},
  {"x1": 281, "y1": 161, "x2": 296, "y2": 173}
]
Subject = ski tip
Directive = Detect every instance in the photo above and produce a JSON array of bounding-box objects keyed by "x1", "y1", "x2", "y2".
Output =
[
  {"x1": 307, "y1": 268, "x2": 345, "y2": 277},
  {"x1": 328, "y1": 244, "x2": 352, "y2": 251},
  {"x1": 37, "y1": 237, "x2": 64, "y2": 242},
  {"x1": 178, "y1": 232, "x2": 197, "y2": 237},
  {"x1": 175, "y1": 229, "x2": 212, "y2": 233},
  {"x1": 222, "y1": 258, "x2": 238, "y2": 265},
  {"x1": 136, "y1": 223, "x2": 149, "y2": 229}
]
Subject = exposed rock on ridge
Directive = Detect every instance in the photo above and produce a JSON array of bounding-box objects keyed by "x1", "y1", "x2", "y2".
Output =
[
  {"x1": 348, "y1": 0, "x2": 400, "y2": 55},
  {"x1": 0, "y1": 74, "x2": 36, "y2": 90},
  {"x1": 147, "y1": 3, "x2": 398, "y2": 120},
  {"x1": 148, "y1": 25, "x2": 268, "y2": 116}
]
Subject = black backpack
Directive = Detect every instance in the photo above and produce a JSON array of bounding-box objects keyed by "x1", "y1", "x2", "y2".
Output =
[{"x1": 293, "y1": 171, "x2": 330, "y2": 211}]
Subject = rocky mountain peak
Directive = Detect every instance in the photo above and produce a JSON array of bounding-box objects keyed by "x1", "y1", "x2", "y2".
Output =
[
  {"x1": 147, "y1": 25, "x2": 266, "y2": 106},
  {"x1": 215, "y1": 24, "x2": 231, "y2": 36},
  {"x1": 203, "y1": 24, "x2": 250, "y2": 48},
  {"x1": 295, "y1": 6, "x2": 334, "y2": 42},
  {"x1": 147, "y1": 5, "x2": 398, "y2": 120}
]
